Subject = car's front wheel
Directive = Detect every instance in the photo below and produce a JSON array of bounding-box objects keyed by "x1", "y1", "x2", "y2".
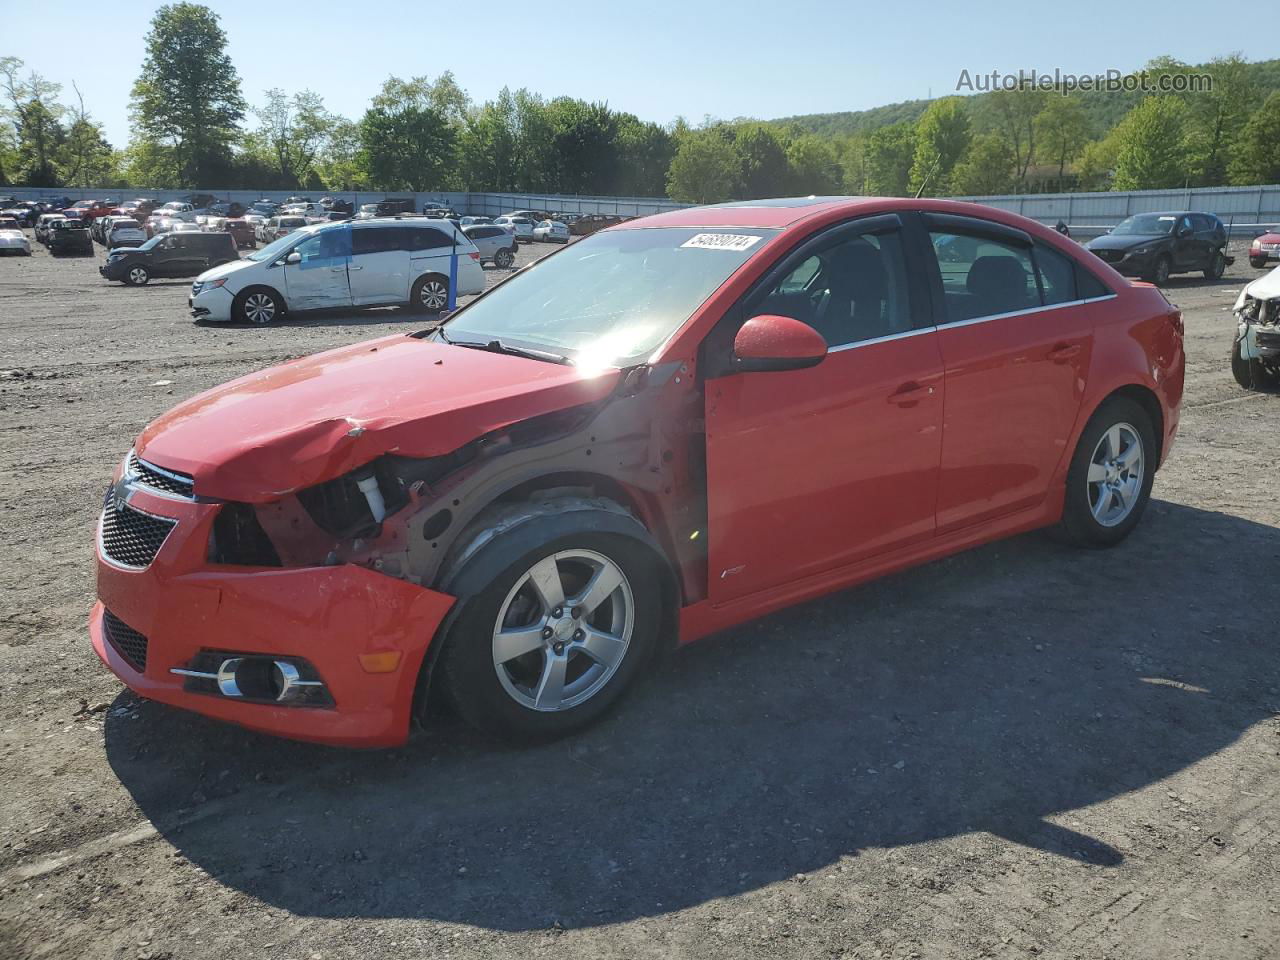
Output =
[
  {"x1": 124, "y1": 265, "x2": 149, "y2": 286},
  {"x1": 1250, "y1": 257, "x2": 1268, "y2": 269},
  {"x1": 1232, "y1": 334, "x2": 1279, "y2": 390},
  {"x1": 1151, "y1": 255, "x2": 1171, "y2": 286},
  {"x1": 494, "y1": 247, "x2": 514, "y2": 269},
  {"x1": 234, "y1": 287, "x2": 282, "y2": 325},
  {"x1": 1055, "y1": 397, "x2": 1156, "y2": 547},
  {"x1": 434, "y1": 503, "x2": 664, "y2": 742}
]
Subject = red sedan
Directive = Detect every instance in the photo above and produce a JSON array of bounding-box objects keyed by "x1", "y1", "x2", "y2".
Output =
[
  {"x1": 1249, "y1": 230, "x2": 1280, "y2": 269},
  {"x1": 91, "y1": 197, "x2": 1184, "y2": 746}
]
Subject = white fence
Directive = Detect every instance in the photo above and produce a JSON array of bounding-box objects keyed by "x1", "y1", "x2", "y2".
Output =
[{"x1": 4, "y1": 183, "x2": 1277, "y2": 235}]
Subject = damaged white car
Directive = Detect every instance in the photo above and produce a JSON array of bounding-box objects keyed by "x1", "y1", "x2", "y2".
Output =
[{"x1": 1232, "y1": 266, "x2": 1280, "y2": 390}]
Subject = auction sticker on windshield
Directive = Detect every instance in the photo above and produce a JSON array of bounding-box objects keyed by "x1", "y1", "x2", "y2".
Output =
[{"x1": 680, "y1": 233, "x2": 763, "y2": 252}]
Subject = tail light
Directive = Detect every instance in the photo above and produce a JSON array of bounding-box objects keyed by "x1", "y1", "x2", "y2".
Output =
[{"x1": 468, "y1": 252, "x2": 480, "y2": 261}]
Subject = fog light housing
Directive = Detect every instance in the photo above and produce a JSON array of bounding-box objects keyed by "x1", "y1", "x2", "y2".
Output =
[{"x1": 172, "y1": 652, "x2": 334, "y2": 708}]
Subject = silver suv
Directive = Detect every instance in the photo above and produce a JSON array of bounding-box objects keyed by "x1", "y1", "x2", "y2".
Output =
[{"x1": 462, "y1": 224, "x2": 518, "y2": 268}]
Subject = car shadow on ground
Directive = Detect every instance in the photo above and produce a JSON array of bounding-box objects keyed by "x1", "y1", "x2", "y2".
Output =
[{"x1": 104, "y1": 500, "x2": 1279, "y2": 930}]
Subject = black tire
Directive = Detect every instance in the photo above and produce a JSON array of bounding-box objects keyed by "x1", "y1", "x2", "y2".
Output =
[
  {"x1": 1251, "y1": 257, "x2": 1268, "y2": 269},
  {"x1": 434, "y1": 504, "x2": 665, "y2": 743},
  {"x1": 1204, "y1": 250, "x2": 1226, "y2": 280},
  {"x1": 1055, "y1": 396, "x2": 1157, "y2": 548},
  {"x1": 494, "y1": 247, "x2": 514, "y2": 269},
  {"x1": 1232, "y1": 335, "x2": 1279, "y2": 390},
  {"x1": 233, "y1": 287, "x2": 282, "y2": 325},
  {"x1": 411, "y1": 274, "x2": 450, "y2": 312},
  {"x1": 1150, "y1": 255, "x2": 1171, "y2": 286},
  {"x1": 124, "y1": 264, "x2": 149, "y2": 286}
]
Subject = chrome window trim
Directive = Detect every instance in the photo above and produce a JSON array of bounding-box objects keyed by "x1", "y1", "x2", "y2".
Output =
[
  {"x1": 935, "y1": 292, "x2": 1119, "y2": 331},
  {"x1": 828, "y1": 325, "x2": 938, "y2": 353}
]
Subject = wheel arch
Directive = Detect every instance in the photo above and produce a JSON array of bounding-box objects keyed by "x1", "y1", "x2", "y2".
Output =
[
  {"x1": 234, "y1": 282, "x2": 288, "y2": 313},
  {"x1": 1083, "y1": 382, "x2": 1166, "y2": 467}
]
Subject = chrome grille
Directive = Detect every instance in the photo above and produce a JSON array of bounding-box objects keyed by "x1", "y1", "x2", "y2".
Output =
[
  {"x1": 102, "y1": 609, "x2": 148, "y2": 672},
  {"x1": 100, "y1": 490, "x2": 176, "y2": 568},
  {"x1": 127, "y1": 450, "x2": 194, "y2": 498}
]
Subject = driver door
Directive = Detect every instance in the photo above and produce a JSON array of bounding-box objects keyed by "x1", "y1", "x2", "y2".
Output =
[
  {"x1": 283, "y1": 228, "x2": 353, "y2": 310},
  {"x1": 704, "y1": 215, "x2": 944, "y2": 604}
]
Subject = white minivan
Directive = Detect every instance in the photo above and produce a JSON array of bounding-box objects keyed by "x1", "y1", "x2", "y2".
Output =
[{"x1": 189, "y1": 218, "x2": 486, "y2": 324}]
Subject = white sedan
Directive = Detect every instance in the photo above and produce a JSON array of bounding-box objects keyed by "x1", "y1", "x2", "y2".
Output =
[
  {"x1": 0, "y1": 228, "x2": 32, "y2": 256},
  {"x1": 533, "y1": 220, "x2": 570, "y2": 243}
]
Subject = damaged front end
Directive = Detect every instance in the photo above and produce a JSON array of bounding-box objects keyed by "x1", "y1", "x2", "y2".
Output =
[{"x1": 1233, "y1": 270, "x2": 1280, "y2": 389}]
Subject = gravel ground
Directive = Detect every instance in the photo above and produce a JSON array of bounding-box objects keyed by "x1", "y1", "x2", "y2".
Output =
[{"x1": 0, "y1": 233, "x2": 1277, "y2": 960}]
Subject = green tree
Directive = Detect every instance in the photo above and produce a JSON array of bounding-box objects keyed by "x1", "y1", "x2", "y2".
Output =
[
  {"x1": 248, "y1": 88, "x2": 335, "y2": 188},
  {"x1": 987, "y1": 88, "x2": 1049, "y2": 184},
  {"x1": 835, "y1": 133, "x2": 868, "y2": 195},
  {"x1": 1111, "y1": 96, "x2": 1190, "y2": 190},
  {"x1": 460, "y1": 89, "x2": 519, "y2": 191},
  {"x1": 863, "y1": 122, "x2": 915, "y2": 196},
  {"x1": 908, "y1": 97, "x2": 971, "y2": 196},
  {"x1": 787, "y1": 134, "x2": 842, "y2": 194},
  {"x1": 1229, "y1": 91, "x2": 1280, "y2": 185},
  {"x1": 1, "y1": 58, "x2": 65, "y2": 185},
  {"x1": 733, "y1": 123, "x2": 790, "y2": 199},
  {"x1": 58, "y1": 82, "x2": 114, "y2": 187},
  {"x1": 1185, "y1": 55, "x2": 1257, "y2": 185},
  {"x1": 129, "y1": 3, "x2": 246, "y2": 186},
  {"x1": 614, "y1": 114, "x2": 674, "y2": 196},
  {"x1": 546, "y1": 98, "x2": 619, "y2": 195},
  {"x1": 667, "y1": 127, "x2": 739, "y2": 203},
  {"x1": 359, "y1": 104, "x2": 456, "y2": 191},
  {"x1": 313, "y1": 118, "x2": 367, "y2": 191},
  {"x1": 950, "y1": 133, "x2": 1016, "y2": 195},
  {"x1": 1035, "y1": 96, "x2": 1091, "y2": 186}
]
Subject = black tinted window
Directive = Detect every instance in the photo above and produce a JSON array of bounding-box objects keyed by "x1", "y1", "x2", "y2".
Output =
[
  {"x1": 1034, "y1": 244, "x2": 1077, "y2": 305},
  {"x1": 754, "y1": 229, "x2": 912, "y2": 347},
  {"x1": 407, "y1": 227, "x2": 452, "y2": 250},
  {"x1": 352, "y1": 227, "x2": 404, "y2": 254},
  {"x1": 929, "y1": 231, "x2": 1038, "y2": 322},
  {"x1": 1076, "y1": 265, "x2": 1112, "y2": 299}
]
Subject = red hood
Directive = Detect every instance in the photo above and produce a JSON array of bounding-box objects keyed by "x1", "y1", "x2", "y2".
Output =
[
  {"x1": 137, "y1": 334, "x2": 620, "y2": 503},
  {"x1": 1254, "y1": 232, "x2": 1280, "y2": 244}
]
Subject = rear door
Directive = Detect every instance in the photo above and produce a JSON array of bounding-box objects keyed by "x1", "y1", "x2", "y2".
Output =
[
  {"x1": 923, "y1": 213, "x2": 1095, "y2": 533},
  {"x1": 704, "y1": 214, "x2": 944, "y2": 603},
  {"x1": 283, "y1": 228, "x2": 352, "y2": 310},
  {"x1": 349, "y1": 226, "x2": 410, "y2": 305},
  {"x1": 405, "y1": 224, "x2": 456, "y2": 278},
  {"x1": 1172, "y1": 214, "x2": 1198, "y2": 270}
]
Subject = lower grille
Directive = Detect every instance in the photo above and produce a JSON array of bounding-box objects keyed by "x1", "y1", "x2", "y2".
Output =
[
  {"x1": 1093, "y1": 249, "x2": 1122, "y2": 263},
  {"x1": 103, "y1": 609, "x2": 148, "y2": 672},
  {"x1": 100, "y1": 490, "x2": 177, "y2": 568}
]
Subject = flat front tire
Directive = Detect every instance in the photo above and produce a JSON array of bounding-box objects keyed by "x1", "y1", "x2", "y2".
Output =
[
  {"x1": 1055, "y1": 397, "x2": 1157, "y2": 548},
  {"x1": 435, "y1": 506, "x2": 664, "y2": 742}
]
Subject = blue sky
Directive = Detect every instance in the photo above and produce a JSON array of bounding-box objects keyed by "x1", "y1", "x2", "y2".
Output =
[{"x1": 4, "y1": 0, "x2": 1272, "y2": 146}]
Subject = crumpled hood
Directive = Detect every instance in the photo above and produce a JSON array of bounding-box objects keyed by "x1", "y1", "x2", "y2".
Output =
[
  {"x1": 137, "y1": 334, "x2": 620, "y2": 503},
  {"x1": 1086, "y1": 233, "x2": 1165, "y2": 252},
  {"x1": 1234, "y1": 263, "x2": 1280, "y2": 312}
]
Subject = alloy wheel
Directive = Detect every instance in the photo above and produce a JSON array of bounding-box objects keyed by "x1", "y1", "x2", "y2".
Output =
[
  {"x1": 243, "y1": 292, "x2": 276, "y2": 324},
  {"x1": 491, "y1": 549, "x2": 635, "y2": 712},
  {"x1": 128, "y1": 267, "x2": 148, "y2": 285},
  {"x1": 1087, "y1": 423, "x2": 1144, "y2": 527},
  {"x1": 419, "y1": 280, "x2": 448, "y2": 310}
]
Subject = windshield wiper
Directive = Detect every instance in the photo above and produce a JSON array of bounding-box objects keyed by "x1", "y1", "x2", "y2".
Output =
[{"x1": 443, "y1": 335, "x2": 570, "y2": 365}]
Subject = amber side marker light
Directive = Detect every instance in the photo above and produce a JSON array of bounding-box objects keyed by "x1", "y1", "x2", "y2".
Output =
[{"x1": 359, "y1": 651, "x2": 402, "y2": 673}]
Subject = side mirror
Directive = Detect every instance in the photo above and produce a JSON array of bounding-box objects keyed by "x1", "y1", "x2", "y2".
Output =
[
  {"x1": 733, "y1": 314, "x2": 828, "y2": 373},
  {"x1": 284, "y1": 251, "x2": 301, "y2": 265},
  {"x1": 1176, "y1": 224, "x2": 1192, "y2": 238}
]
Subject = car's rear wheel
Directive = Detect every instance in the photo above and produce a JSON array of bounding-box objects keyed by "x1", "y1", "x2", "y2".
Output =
[
  {"x1": 125, "y1": 265, "x2": 149, "y2": 286},
  {"x1": 1151, "y1": 255, "x2": 1171, "y2": 286},
  {"x1": 434, "y1": 505, "x2": 664, "y2": 742},
  {"x1": 235, "y1": 288, "x2": 281, "y2": 325},
  {"x1": 1204, "y1": 251, "x2": 1226, "y2": 280},
  {"x1": 494, "y1": 247, "x2": 514, "y2": 269},
  {"x1": 411, "y1": 274, "x2": 449, "y2": 312},
  {"x1": 1055, "y1": 397, "x2": 1156, "y2": 548}
]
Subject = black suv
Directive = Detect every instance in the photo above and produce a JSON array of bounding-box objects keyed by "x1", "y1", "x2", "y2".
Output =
[
  {"x1": 1085, "y1": 211, "x2": 1231, "y2": 284},
  {"x1": 100, "y1": 231, "x2": 238, "y2": 285}
]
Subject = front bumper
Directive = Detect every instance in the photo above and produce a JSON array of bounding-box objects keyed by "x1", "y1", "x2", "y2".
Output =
[
  {"x1": 1090, "y1": 247, "x2": 1157, "y2": 276},
  {"x1": 190, "y1": 287, "x2": 234, "y2": 322},
  {"x1": 91, "y1": 480, "x2": 455, "y2": 747},
  {"x1": 99, "y1": 261, "x2": 129, "y2": 279}
]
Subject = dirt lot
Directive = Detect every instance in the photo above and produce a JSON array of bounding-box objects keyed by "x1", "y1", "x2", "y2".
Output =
[{"x1": 0, "y1": 233, "x2": 1277, "y2": 960}]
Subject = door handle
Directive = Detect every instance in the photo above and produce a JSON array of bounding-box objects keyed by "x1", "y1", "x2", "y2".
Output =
[
  {"x1": 330, "y1": 266, "x2": 345, "y2": 272},
  {"x1": 888, "y1": 382, "x2": 935, "y2": 406},
  {"x1": 348, "y1": 265, "x2": 363, "y2": 271},
  {"x1": 1047, "y1": 343, "x2": 1081, "y2": 363}
]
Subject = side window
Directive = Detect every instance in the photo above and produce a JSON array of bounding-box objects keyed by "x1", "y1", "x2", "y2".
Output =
[
  {"x1": 294, "y1": 230, "x2": 348, "y2": 262},
  {"x1": 1076, "y1": 265, "x2": 1112, "y2": 299},
  {"x1": 407, "y1": 227, "x2": 451, "y2": 250},
  {"x1": 753, "y1": 230, "x2": 912, "y2": 348},
  {"x1": 352, "y1": 227, "x2": 403, "y2": 255},
  {"x1": 1033, "y1": 244, "x2": 1077, "y2": 306},
  {"x1": 1180, "y1": 215, "x2": 1193, "y2": 235},
  {"x1": 929, "y1": 230, "x2": 1037, "y2": 322}
]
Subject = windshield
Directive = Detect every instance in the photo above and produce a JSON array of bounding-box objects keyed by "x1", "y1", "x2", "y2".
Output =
[
  {"x1": 245, "y1": 232, "x2": 302, "y2": 262},
  {"x1": 1112, "y1": 214, "x2": 1178, "y2": 236},
  {"x1": 442, "y1": 226, "x2": 777, "y2": 366}
]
